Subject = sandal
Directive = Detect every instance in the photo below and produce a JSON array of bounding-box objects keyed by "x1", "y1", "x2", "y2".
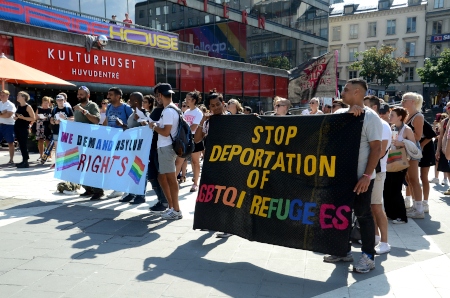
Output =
[
  {"x1": 178, "y1": 176, "x2": 186, "y2": 183},
  {"x1": 190, "y1": 185, "x2": 198, "y2": 192},
  {"x1": 7, "y1": 160, "x2": 14, "y2": 165}
]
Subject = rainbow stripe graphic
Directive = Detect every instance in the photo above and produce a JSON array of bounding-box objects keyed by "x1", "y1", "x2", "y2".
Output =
[
  {"x1": 128, "y1": 156, "x2": 145, "y2": 184},
  {"x1": 56, "y1": 147, "x2": 79, "y2": 171},
  {"x1": 387, "y1": 151, "x2": 403, "y2": 164}
]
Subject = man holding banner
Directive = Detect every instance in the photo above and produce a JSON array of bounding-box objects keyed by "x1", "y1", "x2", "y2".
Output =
[{"x1": 324, "y1": 78, "x2": 382, "y2": 273}]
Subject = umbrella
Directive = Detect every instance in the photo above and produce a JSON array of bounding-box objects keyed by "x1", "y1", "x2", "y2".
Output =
[{"x1": 0, "y1": 53, "x2": 75, "y2": 89}]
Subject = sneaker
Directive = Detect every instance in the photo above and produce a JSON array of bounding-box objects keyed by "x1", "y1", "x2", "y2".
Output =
[
  {"x1": 423, "y1": 201, "x2": 429, "y2": 213},
  {"x1": 353, "y1": 253, "x2": 375, "y2": 273},
  {"x1": 16, "y1": 161, "x2": 29, "y2": 168},
  {"x1": 442, "y1": 179, "x2": 449, "y2": 186},
  {"x1": 430, "y1": 177, "x2": 439, "y2": 184},
  {"x1": 107, "y1": 191, "x2": 124, "y2": 198},
  {"x1": 190, "y1": 185, "x2": 198, "y2": 192},
  {"x1": 149, "y1": 202, "x2": 168, "y2": 214},
  {"x1": 375, "y1": 235, "x2": 381, "y2": 246},
  {"x1": 216, "y1": 232, "x2": 232, "y2": 238},
  {"x1": 90, "y1": 193, "x2": 104, "y2": 201},
  {"x1": 63, "y1": 190, "x2": 78, "y2": 195},
  {"x1": 119, "y1": 194, "x2": 135, "y2": 202},
  {"x1": 47, "y1": 158, "x2": 52, "y2": 163},
  {"x1": 161, "y1": 209, "x2": 182, "y2": 220},
  {"x1": 375, "y1": 242, "x2": 391, "y2": 255},
  {"x1": 407, "y1": 207, "x2": 424, "y2": 219},
  {"x1": 404, "y1": 197, "x2": 412, "y2": 209},
  {"x1": 444, "y1": 189, "x2": 450, "y2": 195},
  {"x1": 392, "y1": 218, "x2": 406, "y2": 224},
  {"x1": 129, "y1": 195, "x2": 145, "y2": 204},
  {"x1": 323, "y1": 252, "x2": 353, "y2": 263}
]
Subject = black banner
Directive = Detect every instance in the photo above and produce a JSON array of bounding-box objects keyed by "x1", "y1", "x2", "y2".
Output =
[{"x1": 193, "y1": 114, "x2": 364, "y2": 256}]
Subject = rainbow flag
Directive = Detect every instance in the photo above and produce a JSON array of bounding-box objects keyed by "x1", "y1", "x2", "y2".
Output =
[
  {"x1": 56, "y1": 147, "x2": 79, "y2": 170},
  {"x1": 128, "y1": 156, "x2": 145, "y2": 184}
]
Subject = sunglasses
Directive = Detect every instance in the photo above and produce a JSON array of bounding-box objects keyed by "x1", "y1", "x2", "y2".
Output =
[
  {"x1": 182, "y1": 105, "x2": 187, "y2": 107},
  {"x1": 275, "y1": 104, "x2": 286, "y2": 108},
  {"x1": 102, "y1": 102, "x2": 108, "y2": 105},
  {"x1": 332, "y1": 104, "x2": 341, "y2": 108},
  {"x1": 309, "y1": 102, "x2": 317, "y2": 104}
]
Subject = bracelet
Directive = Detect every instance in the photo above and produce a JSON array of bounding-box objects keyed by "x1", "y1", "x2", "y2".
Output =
[
  {"x1": 152, "y1": 125, "x2": 156, "y2": 131},
  {"x1": 362, "y1": 174, "x2": 371, "y2": 178}
]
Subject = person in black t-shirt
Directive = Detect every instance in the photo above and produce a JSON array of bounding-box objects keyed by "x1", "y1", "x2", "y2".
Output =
[{"x1": 35, "y1": 96, "x2": 53, "y2": 161}]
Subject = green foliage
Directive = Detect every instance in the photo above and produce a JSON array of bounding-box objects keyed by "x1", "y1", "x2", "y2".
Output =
[
  {"x1": 417, "y1": 48, "x2": 450, "y2": 91},
  {"x1": 263, "y1": 56, "x2": 291, "y2": 70},
  {"x1": 350, "y1": 45, "x2": 409, "y2": 90}
]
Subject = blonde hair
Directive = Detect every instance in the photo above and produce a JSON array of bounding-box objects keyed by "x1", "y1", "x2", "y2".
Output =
[
  {"x1": 228, "y1": 99, "x2": 243, "y2": 113},
  {"x1": 18, "y1": 91, "x2": 30, "y2": 102},
  {"x1": 402, "y1": 92, "x2": 423, "y2": 110},
  {"x1": 42, "y1": 96, "x2": 52, "y2": 103},
  {"x1": 274, "y1": 96, "x2": 291, "y2": 108}
]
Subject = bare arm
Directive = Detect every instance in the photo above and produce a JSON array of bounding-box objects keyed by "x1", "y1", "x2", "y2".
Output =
[
  {"x1": 0, "y1": 111, "x2": 13, "y2": 118},
  {"x1": 411, "y1": 114, "x2": 424, "y2": 141},
  {"x1": 380, "y1": 139, "x2": 388, "y2": 158},
  {"x1": 353, "y1": 140, "x2": 381, "y2": 194},
  {"x1": 18, "y1": 105, "x2": 36, "y2": 122},
  {"x1": 154, "y1": 124, "x2": 172, "y2": 137}
]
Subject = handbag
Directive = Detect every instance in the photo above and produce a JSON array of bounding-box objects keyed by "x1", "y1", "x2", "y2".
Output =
[{"x1": 386, "y1": 147, "x2": 410, "y2": 172}]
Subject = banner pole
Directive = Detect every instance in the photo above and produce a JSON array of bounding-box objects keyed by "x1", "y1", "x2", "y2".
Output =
[{"x1": 335, "y1": 50, "x2": 338, "y2": 99}]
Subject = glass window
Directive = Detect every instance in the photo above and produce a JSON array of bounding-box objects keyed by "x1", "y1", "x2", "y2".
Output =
[
  {"x1": 387, "y1": 20, "x2": 396, "y2": 35},
  {"x1": 171, "y1": 20, "x2": 176, "y2": 30},
  {"x1": 349, "y1": 71, "x2": 358, "y2": 79},
  {"x1": 180, "y1": 5, "x2": 184, "y2": 12},
  {"x1": 148, "y1": 9, "x2": 152, "y2": 16},
  {"x1": 155, "y1": 60, "x2": 166, "y2": 85},
  {"x1": 407, "y1": 17, "x2": 416, "y2": 33},
  {"x1": 319, "y1": 48, "x2": 327, "y2": 56},
  {"x1": 274, "y1": 40, "x2": 281, "y2": 51},
  {"x1": 434, "y1": 0, "x2": 444, "y2": 8},
  {"x1": 386, "y1": 44, "x2": 396, "y2": 57},
  {"x1": 80, "y1": 0, "x2": 102, "y2": 17},
  {"x1": 432, "y1": 21, "x2": 443, "y2": 34},
  {"x1": 406, "y1": 42, "x2": 415, "y2": 56},
  {"x1": 332, "y1": 26, "x2": 341, "y2": 41},
  {"x1": 286, "y1": 39, "x2": 293, "y2": 50},
  {"x1": 275, "y1": 77, "x2": 288, "y2": 99},
  {"x1": 204, "y1": 67, "x2": 224, "y2": 96},
  {"x1": 167, "y1": 62, "x2": 179, "y2": 91},
  {"x1": 156, "y1": 7, "x2": 161, "y2": 16},
  {"x1": 180, "y1": 64, "x2": 202, "y2": 92},
  {"x1": 349, "y1": 24, "x2": 358, "y2": 39},
  {"x1": 368, "y1": 22, "x2": 376, "y2": 37},
  {"x1": 188, "y1": 18, "x2": 193, "y2": 26},
  {"x1": 349, "y1": 47, "x2": 358, "y2": 62},
  {"x1": 163, "y1": 5, "x2": 169, "y2": 15},
  {"x1": 260, "y1": 75, "x2": 274, "y2": 98},
  {"x1": 431, "y1": 44, "x2": 441, "y2": 57},
  {"x1": 138, "y1": 10, "x2": 145, "y2": 18},
  {"x1": 262, "y1": 42, "x2": 269, "y2": 54},
  {"x1": 379, "y1": 0, "x2": 389, "y2": 9},
  {"x1": 320, "y1": 28, "x2": 328, "y2": 39},
  {"x1": 172, "y1": 4, "x2": 177, "y2": 13},
  {"x1": 205, "y1": 15, "x2": 210, "y2": 23},
  {"x1": 405, "y1": 67, "x2": 414, "y2": 81},
  {"x1": 244, "y1": 73, "x2": 259, "y2": 97},
  {"x1": 179, "y1": 19, "x2": 184, "y2": 27},
  {"x1": 225, "y1": 70, "x2": 243, "y2": 97}
]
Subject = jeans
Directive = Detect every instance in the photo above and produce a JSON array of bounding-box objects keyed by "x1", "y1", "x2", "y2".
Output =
[
  {"x1": 14, "y1": 126, "x2": 29, "y2": 162},
  {"x1": 148, "y1": 147, "x2": 167, "y2": 205},
  {"x1": 349, "y1": 179, "x2": 376, "y2": 256},
  {"x1": 150, "y1": 178, "x2": 167, "y2": 205}
]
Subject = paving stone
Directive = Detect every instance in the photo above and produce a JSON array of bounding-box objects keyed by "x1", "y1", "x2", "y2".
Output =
[
  {"x1": 162, "y1": 280, "x2": 212, "y2": 297},
  {"x1": 17, "y1": 257, "x2": 70, "y2": 271},
  {"x1": 112, "y1": 281, "x2": 169, "y2": 298},
  {"x1": 29, "y1": 274, "x2": 84, "y2": 293},
  {"x1": 1, "y1": 247, "x2": 50, "y2": 260},
  {"x1": 62, "y1": 281, "x2": 122, "y2": 298},
  {"x1": 53, "y1": 262, "x2": 101, "y2": 277},
  {"x1": 0, "y1": 284, "x2": 23, "y2": 297},
  {"x1": 0, "y1": 269, "x2": 49, "y2": 286},
  {"x1": 0, "y1": 258, "x2": 29, "y2": 272},
  {"x1": 257, "y1": 280, "x2": 304, "y2": 298},
  {"x1": 11, "y1": 289, "x2": 63, "y2": 298},
  {"x1": 219, "y1": 268, "x2": 264, "y2": 284},
  {"x1": 0, "y1": 239, "x2": 32, "y2": 252},
  {"x1": 84, "y1": 268, "x2": 141, "y2": 285},
  {"x1": 209, "y1": 281, "x2": 260, "y2": 297}
]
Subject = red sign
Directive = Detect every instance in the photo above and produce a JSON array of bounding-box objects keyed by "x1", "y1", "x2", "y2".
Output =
[{"x1": 13, "y1": 37, "x2": 155, "y2": 87}]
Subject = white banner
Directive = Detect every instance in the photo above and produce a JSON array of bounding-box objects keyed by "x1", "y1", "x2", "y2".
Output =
[{"x1": 54, "y1": 121, "x2": 153, "y2": 195}]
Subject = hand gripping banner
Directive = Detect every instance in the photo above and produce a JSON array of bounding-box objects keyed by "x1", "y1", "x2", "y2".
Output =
[
  {"x1": 193, "y1": 114, "x2": 363, "y2": 256},
  {"x1": 54, "y1": 121, "x2": 152, "y2": 195}
]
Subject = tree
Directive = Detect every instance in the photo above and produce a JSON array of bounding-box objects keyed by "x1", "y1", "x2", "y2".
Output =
[
  {"x1": 417, "y1": 48, "x2": 450, "y2": 91},
  {"x1": 350, "y1": 45, "x2": 409, "y2": 90},
  {"x1": 262, "y1": 56, "x2": 291, "y2": 70}
]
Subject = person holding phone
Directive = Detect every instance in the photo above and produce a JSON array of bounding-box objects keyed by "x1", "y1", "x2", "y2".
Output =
[{"x1": 14, "y1": 91, "x2": 35, "y2": 168}]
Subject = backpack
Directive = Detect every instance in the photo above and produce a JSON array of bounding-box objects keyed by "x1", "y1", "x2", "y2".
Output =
[
  {"x1": 106, "y1": 104, "x2": 132, "y2": 125},
  {"x1": 166, "y1": 105, "x2": 195, "y2": 158}
]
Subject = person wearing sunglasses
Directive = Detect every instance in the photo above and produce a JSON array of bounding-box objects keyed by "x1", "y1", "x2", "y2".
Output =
[
  {"x1": 100, "y1": 99, "x2": 109, "y2": 125},
  {"x1": 331, "y1": 99, "x2": 348, "y2": 113},
  {"x1": 302, "y1": 98, "x2": 323, "y2": 115},
  {"x1": 272, "y1": 96, "x2": 291, "y2": 116}
]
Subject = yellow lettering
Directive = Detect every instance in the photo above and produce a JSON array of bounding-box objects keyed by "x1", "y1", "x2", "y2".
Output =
[
  {"x1": 247, "y1": 170, "x2": 259, "y2": 188},
  {"x1": 296, "y1": 154, "x2": 301, "y2": 174},
  {"x1": 260, "y1": 170, "x2": 270, "y2": 189},
  {"x1": 170, "y1": 37, "x2": 179, "y2": 50},
  {"x1": 286, "y1": 153, "x2": 296, "y2": 174},
  {"x1": 228, "y1": 145, "x2": 242, "y2": 161},
  {"x1": 304, "y1": 155, "x2": 316, "y2": 176},
  {"x1": 250, "y1": 195, "x2": 262, "y2": 215},
  {"x1": 253, "y1": 149, "x2": 265, "y2": 167},
  {"x1": 209, "y1": 145, "x2": 222, "y2": 162},
  {"x1": 265, "y1": 126, "x2": 274, "y2": 144},
  {"x1": 258, "y1": 197, "x2": 271, "y2": 217},
  {"x1": 148, "y1": 33, "x2": 157, "y2": 47},
  {"x1": 240, "y1": 148, "x2": 254, "y2": 166},
  {"x1": 252, "y1": 126, "x2": 263, "y2": 143},
  {"x1": 274, "y1": 126, "x2": 285, "y2": 145},
  {"x1": 285, "y1": 126, "x2": 298, "y2": 145},
  {"x1": 263, "y1": 151, "x2": 276, "y2": 168},
  {"x1": 157, "y1": 35, "x2": 171, "y2": 50},
  {"x1": 236, "y1": 191, "x2": 246, "y2": 208},
  {"x1": 219, "y1": 145, "x2": 232, "y2": 161},
  {"x1": 109, "y1": 26, "x2": 124, "y2": 41},
  {"x1": 124, "y1": 29, "x2": 148, "y2": 45},
  {"x1": 320, "y1": 155, "x2": 336, "y2": 177},
  {"x1": 271, "y1": 152, "x2": 286, "y2": 172}
]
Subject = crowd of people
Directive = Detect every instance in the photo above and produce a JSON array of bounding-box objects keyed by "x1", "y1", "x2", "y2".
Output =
[{"x1": 0, "y1": 77, "x2": 443, "y2": 274}]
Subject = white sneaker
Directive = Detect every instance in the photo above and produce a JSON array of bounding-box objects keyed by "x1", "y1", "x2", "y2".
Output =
[
  {"x1": 423, "y1": 201, "x2": 429, "y2": 213},
  {"x1": 375, "y1": 235, "x2": 381, "y2": 246},
  {"x1": 407, "y1": 207, "x2": 424, "y2": 219},
  {"x1": 441, "y1": 179, "x2": 449, "y2": 186},
  {"x1": 392, "y1": 218, "x2": 406, "y2": 224},
  {"x1": 63, "y1": 190, "x2": 78, "y2": 195},
  {"x1": 375, "y1": 242, "x2": 391, "y2": 255},
  {"x1": 107, "y1": 191, "x2": 124, "y2": 198},
  {"x1": 430, "y1": 177, "x2": 439, "y2": 184},
  {"x1": 404, "y1": 197, "x2": 413, "y2": 209},
  {"x1": 161, "y1": 209, "x2": 182, "y2": 220},
  {"x1": 353, "y1": 253, "x2": 375, "y2": 273}
]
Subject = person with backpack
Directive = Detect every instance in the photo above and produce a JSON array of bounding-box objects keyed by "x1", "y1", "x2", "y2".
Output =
[
  {"x1": 103, "y1": 87, "x2": 133, "y2": 128},
  {"x1": 49, "y1": 95, "x2": 74, "y2": 168},
  {"x1": 149, "y1": 83, "x2": 182, "y2": 220}
]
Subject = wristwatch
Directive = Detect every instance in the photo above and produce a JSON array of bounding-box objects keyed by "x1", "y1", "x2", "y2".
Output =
[{"x1": 82, "y1": 109, "x2": 88, "y2": 115}]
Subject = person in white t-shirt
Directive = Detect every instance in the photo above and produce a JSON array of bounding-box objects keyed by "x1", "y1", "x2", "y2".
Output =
[
  {"x1": 364, "y1": 95, "x2": 392, "y2": 255},
  {"x1": 0, "y1": 90, "x2": 16, "y2": 164},
  {"x1": 301, "y1": 97, "x2": 324, "y2": 115},
  {"x1": 149, "y1": 83, "x2": 182, "y2": 220},
  {"x1": 175, "y1": 91, "x2": 204, "y2": 192}
]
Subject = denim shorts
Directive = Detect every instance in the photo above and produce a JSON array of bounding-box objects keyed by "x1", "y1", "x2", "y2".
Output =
[{"x1": 410, "y1": 141, "x2": 422, "y2": 161}]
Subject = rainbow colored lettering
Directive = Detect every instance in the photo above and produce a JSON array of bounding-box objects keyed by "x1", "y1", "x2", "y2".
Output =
[
  {"x1": 56, "y1": 147, "x2": 80, "y2": 171},
  {"x1": 128, "y1": 156, "x2": 145, "y2": 184}
]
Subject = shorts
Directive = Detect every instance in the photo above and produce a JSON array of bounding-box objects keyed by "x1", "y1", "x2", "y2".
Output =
[
  {"x1": 52, "y1": 134, "x2": 59, "y2": 141},
  {"x1": 410, "y1": 141, "x2": 422, "y2": 161},
  {"x1": 0, "y1": 124, "x2": 15, "y2": 143},
  {"x1": 157, "y1": 145, "x2": 177, "y2": 174},
  {"x1": 371, "y1": 172, "x2": 386, "y2": 204},
  {"x1": 193, "y1": 140, "x2": 205, "y2": 153}
]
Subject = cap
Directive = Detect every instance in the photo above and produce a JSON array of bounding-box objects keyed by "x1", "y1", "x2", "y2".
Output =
[
  {"x1": 154, "y1": 83, "x2": 175, "y2": 96},
  {"x1": 78, "y1": 86, "x2": 90, "y2": 94},
  {"x1": 112, "y1": 14, "x2": 116, "y2": 17},
  {"x1": 379, "y1": 103, "x2": 390, "y2": 114},
  {"x1": 56, "y1": 94, "x2": 65, "y2": 101}
]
